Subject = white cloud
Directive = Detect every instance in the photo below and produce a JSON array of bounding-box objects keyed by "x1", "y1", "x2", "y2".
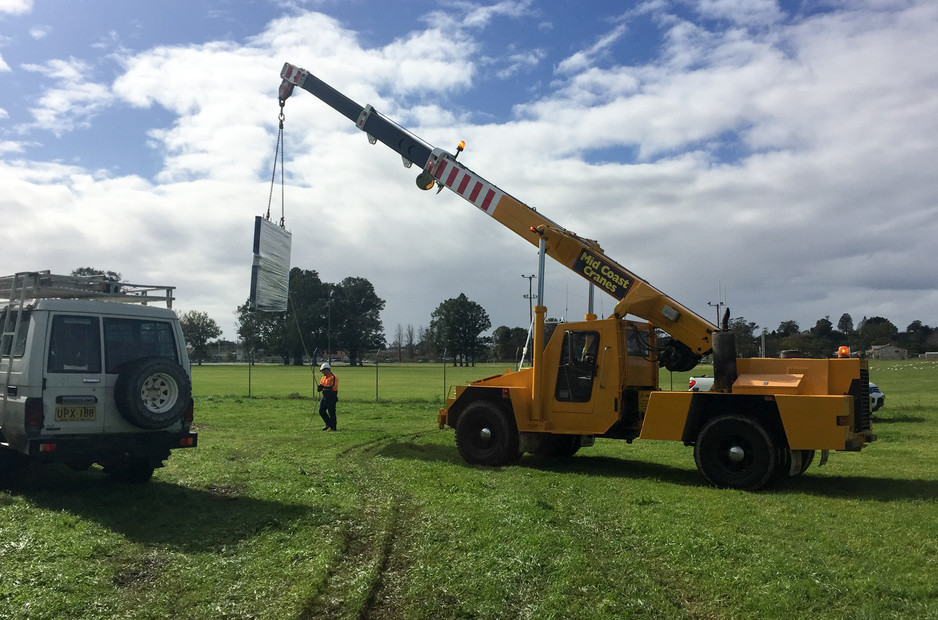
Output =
[
  {"x1": 556, "y1": 23, "x2": 629, "y2": 75},
  {"x1": 20, "y1": 58, "x2": 111, "y2": 135},
  {"x1": 2, "y1": 2, "x2": 937, "y2": 340},
  {"x1": 0, "y1": 0, "x2": 31, "y2": 15},
  {"x1": 694, "y1": 0, "x2": 784, "y2": 26},
  {"x1": 424, "y1": 0, "x2": 535, "y2": 31}
]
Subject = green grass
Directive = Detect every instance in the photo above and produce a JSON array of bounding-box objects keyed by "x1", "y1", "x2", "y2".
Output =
[{"x1": 2, "y1": 360, "x2": 937, "y2": 619}]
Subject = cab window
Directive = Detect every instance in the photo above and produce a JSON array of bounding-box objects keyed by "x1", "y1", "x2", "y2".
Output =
[
  {"x1": 47, "y1": 315, "x2": 102, "y2": 373},
  {"x1": 555, "y1": 330, "x2": 600, "y2": 402}
]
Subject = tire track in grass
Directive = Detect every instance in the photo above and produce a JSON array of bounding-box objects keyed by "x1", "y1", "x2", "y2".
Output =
[
  {"x1": 297, "y1": 430, "x2": 427, "y2": 619},
  {"x1": 334, "y1": 430, "x2": 438, "y2": 460}
]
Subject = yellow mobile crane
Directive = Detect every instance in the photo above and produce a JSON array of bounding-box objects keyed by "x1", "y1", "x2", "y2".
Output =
[{"x1": 279, "y1": 63, "x2": 875, "y2": 490}]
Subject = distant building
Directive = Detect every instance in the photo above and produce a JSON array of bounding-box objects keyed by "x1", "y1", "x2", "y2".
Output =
[{"x1": 868, "y1": 345, "x2": 908, "y2": 360}]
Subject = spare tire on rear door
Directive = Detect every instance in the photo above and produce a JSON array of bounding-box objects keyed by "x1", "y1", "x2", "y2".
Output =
[{"x1": 114, "y1": 357, "x2": 191, "y2": 429}]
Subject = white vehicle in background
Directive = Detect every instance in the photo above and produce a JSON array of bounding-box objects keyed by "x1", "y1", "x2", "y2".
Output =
[
  {"x1": 688, "y1": 376, "x2": 714, "y2": 392},
  {"x1": 869, "y1": 382, "x2": 885, "y2": 412},
  {"x1": 0, "y1": 271, "x2": 197, "y2": 484}
]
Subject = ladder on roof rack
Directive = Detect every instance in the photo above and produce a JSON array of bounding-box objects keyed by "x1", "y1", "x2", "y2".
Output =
[
  {"x1": 0, "y1": 271, "x2": 175, "y2": 308},
  {"x1": 1, "y1": 273, "x2": 32, "y2": 403}
]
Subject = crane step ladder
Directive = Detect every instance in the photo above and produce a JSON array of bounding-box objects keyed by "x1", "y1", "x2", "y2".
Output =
[{"x1": 0, "y1": 271, "x2": 177, "y2": 403}]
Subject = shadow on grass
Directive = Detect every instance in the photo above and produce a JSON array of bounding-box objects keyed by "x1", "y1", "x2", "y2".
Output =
[
  {"x1": 530, "y1": 456, "x2": 938, "y2": 501},
  {"x1": 379, "y1": 441, "x2": 938, "y2": 501},
  {"x1": 872, "y1": 414, "x2": 927, "y2": 424},
  {"x1": 7, "y1": 465, "x2": 328, "y2": 553},
  {"x1": 778, "y1": 473, "x2": 938, "y2": 501},
  {"x1": 523, "y1": 454, "x2": 702, "y2": 487},
  {"x1": 378, "y1": 441, "x2": 702, "y2": 486}
]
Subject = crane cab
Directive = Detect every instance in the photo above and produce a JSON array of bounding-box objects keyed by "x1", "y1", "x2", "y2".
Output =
[{"x1": 439, "y1": 315, "x2": 660, "y2": 462}]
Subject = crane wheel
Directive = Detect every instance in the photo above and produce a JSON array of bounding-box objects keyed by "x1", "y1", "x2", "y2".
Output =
[
  {"x1": 455, "y1": 401, "x2": 520, "y2": 466},
  {"x1": 694, "y1": 414, "x2": 780, "y2": 491},
  {"x1": 782, "y1": 449, "x2": 815, "y2": 477}
]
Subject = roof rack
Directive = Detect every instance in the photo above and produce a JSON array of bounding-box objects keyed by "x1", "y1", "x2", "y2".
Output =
[{"x1": 0, "y1": 271, "x2": 175, "y2": 309}]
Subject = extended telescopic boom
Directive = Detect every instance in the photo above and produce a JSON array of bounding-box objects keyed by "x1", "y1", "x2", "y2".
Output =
[{"x1": 279, "y1": 62, "x2": 718, "y2": 367}]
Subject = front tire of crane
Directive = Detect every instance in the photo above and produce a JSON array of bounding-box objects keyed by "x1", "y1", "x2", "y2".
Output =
[
  {"x1": 694, "y1": 414, "x2": 780, "y2": 491},
  {"x1": 455, "y1": 401, "x2": 520, "y2": 467}
]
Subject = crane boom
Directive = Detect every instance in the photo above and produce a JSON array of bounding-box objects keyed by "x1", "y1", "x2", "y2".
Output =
[{"x1": 279, "y1": 62, "x2": 717, "y2": 361}]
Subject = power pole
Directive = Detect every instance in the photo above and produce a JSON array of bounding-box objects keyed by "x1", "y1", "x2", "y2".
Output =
[{"x1": 522, "y1": 274, "x2": 537, "y2": 324}]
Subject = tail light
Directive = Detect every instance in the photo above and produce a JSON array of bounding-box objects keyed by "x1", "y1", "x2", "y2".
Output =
[
  {"x1": 25, "y1": 397, "x2": 43, "y2": 436},
  {"x1": 688, "y1": 379, "x2": 697, "y2": 390}
]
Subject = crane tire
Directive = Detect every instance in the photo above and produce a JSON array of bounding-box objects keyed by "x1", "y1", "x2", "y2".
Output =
[
  {"x1": 694, "y1": 414, "x2": 780, "y2": 491},
  {"x1": 455, "y1": 401, "x2": 520, "y2": 466}
]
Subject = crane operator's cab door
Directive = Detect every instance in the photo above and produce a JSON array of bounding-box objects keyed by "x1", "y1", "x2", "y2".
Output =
[{"x1": 546, "y1": 325, "x2": 620, "y2": 433}]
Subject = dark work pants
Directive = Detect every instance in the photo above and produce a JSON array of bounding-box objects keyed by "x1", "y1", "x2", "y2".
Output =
[{"x1": 319, "y1": 396, "x2": 337, "y2": 430}]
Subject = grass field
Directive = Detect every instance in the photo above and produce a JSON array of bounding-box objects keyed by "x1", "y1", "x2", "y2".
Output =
[{"x1": 1, "y1": 360, "x2": 937, "y2": 619}]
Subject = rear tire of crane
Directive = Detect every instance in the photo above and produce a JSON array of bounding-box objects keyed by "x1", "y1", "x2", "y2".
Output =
[
  {"x1": 455, "y1": 401, "x2": 520, "y2": 467},
  {"x1": 694, "y1": 414, "x2": 780, "y2": 491},
  {"x1": 782, "y1": 449, "x2": 815, "y2": 477}
]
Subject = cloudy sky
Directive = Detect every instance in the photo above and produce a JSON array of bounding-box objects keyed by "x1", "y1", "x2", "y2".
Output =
[{"x1": 1, "y1": 0, "x2": 936, "y2": 344}]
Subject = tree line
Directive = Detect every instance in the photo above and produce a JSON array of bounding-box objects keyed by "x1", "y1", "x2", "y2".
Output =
[
  {"x1": 72, "y1": 266, "x2": 928, "y2": 365},
  {"x1": 231, "y1": 269, "x2": 494, "y2": 367},
  {"x1": 722, "y1": 313, "x2": 937, "y2": 358}
]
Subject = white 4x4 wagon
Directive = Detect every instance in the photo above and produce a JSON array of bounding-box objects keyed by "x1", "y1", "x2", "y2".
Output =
[{"x1": 0, "y1": 272, "x2": 197, "y2": 483}]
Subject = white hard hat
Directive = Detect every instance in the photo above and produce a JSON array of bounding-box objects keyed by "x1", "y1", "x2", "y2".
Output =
[{"x1": 320, "y1": 363, "x2": 331, "y2": 371}]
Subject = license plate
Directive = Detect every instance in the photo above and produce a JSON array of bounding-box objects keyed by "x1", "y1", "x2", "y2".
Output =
[{"x1": 55, "y1": 406, "x2": 96, "y2": 422}]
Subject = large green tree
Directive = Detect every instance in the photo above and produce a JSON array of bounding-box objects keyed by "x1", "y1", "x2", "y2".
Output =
[
  {"x1": 331, "y1": 276, "x2": 386, "y2": 366},
  {"x1": 899, "y1": 320, "x2": 934, "y2": 355},
  {"x1": 237, "y1": 268, "x2": 329, "y2": 364},
  {"x1": 180, "y1": 310, "x2": 222, "y2": 365},
  {"x1": 837, "y1": 313, "x2": 854, "y2": 335},
  {"x1": 236, "y1": 300, "x2": 285, "y2": 362},
  {"x1": 491, "y1": 325, "x2": 528, "y2": 362},
  {"x1": 727, "y1": 317, "x2": 760, "y2": 357},
  {"x1": 236, "y1": 269, "x2": 387, "y2": 366},
  {"x1": 286, "y1": 269, "x2": 332, "y2": 365},
  {"x1": 428, "y1": 293, "x2": 491, "y2": 366},
  {"x1": 858, "y1": 316, "x2": 898, "y2": 349}
]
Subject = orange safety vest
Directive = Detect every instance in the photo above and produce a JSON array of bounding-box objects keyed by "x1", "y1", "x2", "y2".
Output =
[{"x1": 319, "y1": 373, "x2": 338, "y2": 395}]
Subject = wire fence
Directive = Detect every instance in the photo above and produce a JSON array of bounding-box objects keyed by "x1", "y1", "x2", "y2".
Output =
[{"x1": 191, "y1": 362, "x2": 519, "y2": 402}]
